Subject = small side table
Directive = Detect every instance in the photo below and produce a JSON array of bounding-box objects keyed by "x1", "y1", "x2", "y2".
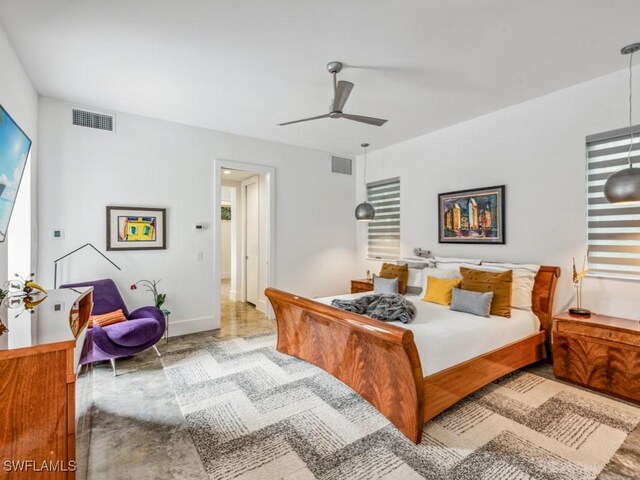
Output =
[
  {"x1": 351, "y1": 278, "x2": 374, "y2": 294},
  {"x1": 162, "y1": 309, "x2": 171, "y2": 343},
  {"x1": 552, "y1": 311, "x2": 640, "y2": 403}
]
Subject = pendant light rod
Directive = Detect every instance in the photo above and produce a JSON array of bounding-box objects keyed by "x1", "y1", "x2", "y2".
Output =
[
  {"x1": 622, "y1": 43, "x2": 640, "y2": 167},
  {"x1": 361, "y1": 142, "x2": 369, "y2": 188},
  {"x1": 355, "y1": 142, "x2": 375, "y2": 221}
]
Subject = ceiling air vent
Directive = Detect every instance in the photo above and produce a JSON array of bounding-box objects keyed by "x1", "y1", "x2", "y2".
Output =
[
  {"x1": 331, "y1": 156, "x2": 352, "y2": 175},
  {"x1": 72, "y1": 109, "x2": 114, "y2": 131}
]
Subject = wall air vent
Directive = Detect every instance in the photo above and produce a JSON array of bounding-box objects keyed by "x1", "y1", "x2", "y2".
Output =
[
  {"x1": 331, "y1": 156, "x2": 352, "y2": 175},
  {"x1": 72, "y1": 109, "x2": 114, "y2": 131}
]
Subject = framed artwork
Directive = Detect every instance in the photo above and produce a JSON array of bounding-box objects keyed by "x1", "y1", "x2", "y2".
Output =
[
  {"x1": 106, "y1": 206, "x2": 166, "y2": 251},
  {"x1": 221, "y1": 204, "x2": 231, "y2": 221},
  {"x1": 438, "y1": 185, "x2": 505, "y2": 244}
]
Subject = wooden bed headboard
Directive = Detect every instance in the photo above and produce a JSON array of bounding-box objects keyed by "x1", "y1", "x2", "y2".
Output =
[{"x1": 532, "y1": 265, "x2": 561, "y2": 335}]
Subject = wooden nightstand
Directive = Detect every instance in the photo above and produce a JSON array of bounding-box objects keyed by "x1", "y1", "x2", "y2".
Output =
[
  {"x1": 552, "y1": 312, "x2": 640, "y2": 403},
  {"x1": 351, "y1": 278, "x2": 374, "y2": 294}
]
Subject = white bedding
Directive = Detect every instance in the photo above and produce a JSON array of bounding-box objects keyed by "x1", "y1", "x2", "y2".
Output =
[{"x1": 315, "y1": 292, "x2": 540, "y2": 376}]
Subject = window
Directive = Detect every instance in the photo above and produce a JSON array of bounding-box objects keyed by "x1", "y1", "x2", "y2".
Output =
[
  {"x1": 586, "y1": 125, "x2": 640, "y2": 278},
  {"x1": 367, "y1": 177, "x2": 400, "y2": 260}
]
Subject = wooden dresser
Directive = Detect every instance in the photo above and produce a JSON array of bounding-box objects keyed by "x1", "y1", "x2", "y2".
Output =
[
  {"x1": 0, "y1": 288, "x2": 93, "y2": 479},
  {"x1": 552, "y1": 312, "x2": 640, "y2": 403},
  {"x1": 351, "y1": 278, "x2": 374, "y2": 294}
]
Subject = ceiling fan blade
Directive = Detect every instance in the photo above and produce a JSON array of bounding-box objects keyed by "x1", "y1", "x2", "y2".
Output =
[
  {"x1": 341, "y1": 113, "x2": 388, "y2": 126},
  {"x1": 332, "y1": 81, "x2": 354, "y2": 112},
  {"x1": 278, "y1": 114, "x2": 331, "y2": 126}
]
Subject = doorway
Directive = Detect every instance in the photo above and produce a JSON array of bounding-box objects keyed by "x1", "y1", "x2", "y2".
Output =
[{"x1": 215, "y1": 161, "x2": 275, "y2": 336}]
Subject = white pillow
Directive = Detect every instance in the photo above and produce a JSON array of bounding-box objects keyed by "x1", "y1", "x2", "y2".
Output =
[
  {"x1": 435, "y1": 256, "x2": 482, "y2": 265},
  {"x1": 423, "y1": 266, "x2": 462, "y2": 294},
  {"x1": 435, "y1": 256, "x2": 482, "y2": 272},
  {"x1": 405, "y1": 267, "x2": 425, "y2": 292},
  {"x1": 469, "y1": 262, "x2": 540, "y2": 310},
  {"x1": 398, "y1": 259, "x2": 436, "y2": 295}
]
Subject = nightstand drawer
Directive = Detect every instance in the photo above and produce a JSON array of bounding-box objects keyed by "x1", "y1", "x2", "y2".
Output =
[
  {"x1": 351, "y1": 279, "x2": 373, "y2": 294},
  {"x1": 556, "y1": 321, "x2": 640, "y2": 347},
  {"x1": 553, "y1": 335, "x2": 640, "y2": 402}
]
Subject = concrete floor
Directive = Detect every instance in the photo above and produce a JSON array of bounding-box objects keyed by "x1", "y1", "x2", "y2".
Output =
[
  {"x1": 86, "y1": 289, "x2": 639, "y2": 479},
  {"x1": 86, "y1": 281, "x2": 274, "y2": 479}
]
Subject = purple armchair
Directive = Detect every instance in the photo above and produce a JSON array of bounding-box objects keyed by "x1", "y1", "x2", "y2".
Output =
[{"x1": 61, "y1": 279, "x2": 166, "y2": 375}]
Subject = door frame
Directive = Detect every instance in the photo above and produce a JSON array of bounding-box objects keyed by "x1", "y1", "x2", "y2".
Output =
[
  {"x1": 241, "y1": 175, "x2": 259, "y2": 307},
  {"x1": 213, "y1": 159, "x2": 275, "y2": 324}
]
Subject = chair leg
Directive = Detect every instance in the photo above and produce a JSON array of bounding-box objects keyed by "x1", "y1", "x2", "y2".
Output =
[
  {"x1": 153, "y1": 345, "x2": 161, "y2": 357},
  {"x1": 110, "y1": 358, "x2": 117, "y2": 377}
]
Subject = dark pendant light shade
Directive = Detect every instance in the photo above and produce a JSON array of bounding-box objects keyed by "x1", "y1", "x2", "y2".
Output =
[
  {"x1": 604, "y1": 167, "x2": 640, "y2": 204},
  {"x1": 604, "y1": 43, "x2": 640, "y2": 205},
  {"x1": 356, "y1": 142, "x2": 375, "y2": 221},
  {"x1": 355, "y1": 201, "x2": 375, "y2": 221}
]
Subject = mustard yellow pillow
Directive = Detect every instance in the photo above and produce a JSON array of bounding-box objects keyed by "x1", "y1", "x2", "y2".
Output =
[
  {"x1": 422, "y1": 276, "x2": 462, "y2": 306},
  {"x1": 379, "y1": 263, "x2": 409, "y2": 294},
  {"x1": 460, "y1": 267, "x2": 513, "y2": 318}
]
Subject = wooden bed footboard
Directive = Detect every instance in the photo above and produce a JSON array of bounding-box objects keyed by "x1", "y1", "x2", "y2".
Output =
[{"x1": 265, "y1": 288, "x2": 426, "y2": 443}]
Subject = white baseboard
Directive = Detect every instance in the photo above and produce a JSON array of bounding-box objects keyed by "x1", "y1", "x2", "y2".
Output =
[
  {"x1": 167, "y1": 316, "x2": 218, "y2": 337},
  {"x1": 229, "y1": 289, "x2": 240, "y2": 302},
  {"x1": 256, "y1": 299, "x2": 267, "y2": 315}
]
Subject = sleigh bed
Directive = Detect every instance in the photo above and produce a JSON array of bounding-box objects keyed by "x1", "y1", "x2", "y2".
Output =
[{"x1": 265, "y1": 265, "x2": 560, "y2": 444}]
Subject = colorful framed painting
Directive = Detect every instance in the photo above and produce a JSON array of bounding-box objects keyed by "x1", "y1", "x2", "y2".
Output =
[
  {"x1": 106, "y1": 206, "x2": 166, "y2": 251},
  {"x1": 438, "y1": 185, "x2": 505, "y2": 244}
]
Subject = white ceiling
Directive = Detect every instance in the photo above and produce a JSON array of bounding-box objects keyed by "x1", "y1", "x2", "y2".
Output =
[
  {"x1": 222, "y1": 169, "x2": 257, "y2": 182},
  {"x1": 1, "y1": 0, "x2": 639, "y2": 156}
]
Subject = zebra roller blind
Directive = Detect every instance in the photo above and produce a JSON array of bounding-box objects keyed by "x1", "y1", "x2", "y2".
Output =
[
  {"x1": 367, "y1": 177, "x2": 400, "y2": 260},
  {"x1": 586, "y1": 125, "x2": 640, "y2": 278}
]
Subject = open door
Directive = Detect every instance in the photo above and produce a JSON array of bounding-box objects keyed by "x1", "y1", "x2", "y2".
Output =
[{"x1": 245, "y1": 179, "x2": 260, "y2": 306}]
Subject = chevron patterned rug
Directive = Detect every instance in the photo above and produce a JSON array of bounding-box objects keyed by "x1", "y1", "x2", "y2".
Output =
[{"x1": 161, "y1": 334, "x2": 640, "y2": 480}]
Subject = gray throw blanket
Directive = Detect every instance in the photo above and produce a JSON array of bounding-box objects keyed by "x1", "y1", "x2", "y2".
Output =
[{"x1": 331, "y1": 294, "x2": 416, "y2": 324}]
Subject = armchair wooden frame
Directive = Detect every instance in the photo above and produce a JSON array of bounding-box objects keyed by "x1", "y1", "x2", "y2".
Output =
[{"x1": 265, "y1": 265, "x2": 560, "y2": 444}]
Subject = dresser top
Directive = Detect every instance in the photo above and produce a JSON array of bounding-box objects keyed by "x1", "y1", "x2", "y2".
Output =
[
  {"x1": 0, "y1": 287, "x2": 92, "y2": 353},
  {"x1": 554, "y1": 311, "x2": 640, "y2": 334}
]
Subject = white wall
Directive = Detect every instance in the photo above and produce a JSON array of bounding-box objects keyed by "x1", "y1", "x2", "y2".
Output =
[
  {"x1": 220, "y1": 220, "x2": 231, "y2": 279},
  {"x1": 0, "y1": 23, "x2": 38, "y2": 279},
  {"x1": 356, "y1": 66, "x2": 640, "y2": 320},
  {"x1": 38, "y1": 96, "x2": 356, "y2": 335}
]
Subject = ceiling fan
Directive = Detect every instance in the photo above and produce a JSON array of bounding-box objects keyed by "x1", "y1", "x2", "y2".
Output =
[{"x1": 278, "y1": 61, "x2": 388, "y2": 127}]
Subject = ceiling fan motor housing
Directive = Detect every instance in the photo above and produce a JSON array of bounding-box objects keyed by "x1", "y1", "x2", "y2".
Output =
[{"x1": 326, "y1": 61, "x2": 343, "y2": 74}]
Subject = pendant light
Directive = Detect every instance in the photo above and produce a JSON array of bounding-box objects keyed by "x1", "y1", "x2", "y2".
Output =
[
  {"x1": 355, "y1": 143, "x2": 375, "y2": 221},
  {"x1": 604, "y1": 43, "x2": 640, "y2": 204}
]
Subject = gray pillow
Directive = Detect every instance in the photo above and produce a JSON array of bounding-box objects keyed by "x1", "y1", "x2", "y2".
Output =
[
  {"x1": 405, "y1": 285, "x2": 422, "y2": 295},
  {"x1": 450, "y1": 288, "x2": 494, "y2": 318},
  {"x1": 373, "y1": 275, "x2": 399, "y2": 294}
]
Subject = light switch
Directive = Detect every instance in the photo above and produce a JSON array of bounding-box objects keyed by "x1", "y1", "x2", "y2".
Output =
[
  {"x1": 53, "y1": 229, "x2": 64, "y2": 239},
  {"x1": 196, "y1": 251, "x2": 203, "y2": 261}
]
